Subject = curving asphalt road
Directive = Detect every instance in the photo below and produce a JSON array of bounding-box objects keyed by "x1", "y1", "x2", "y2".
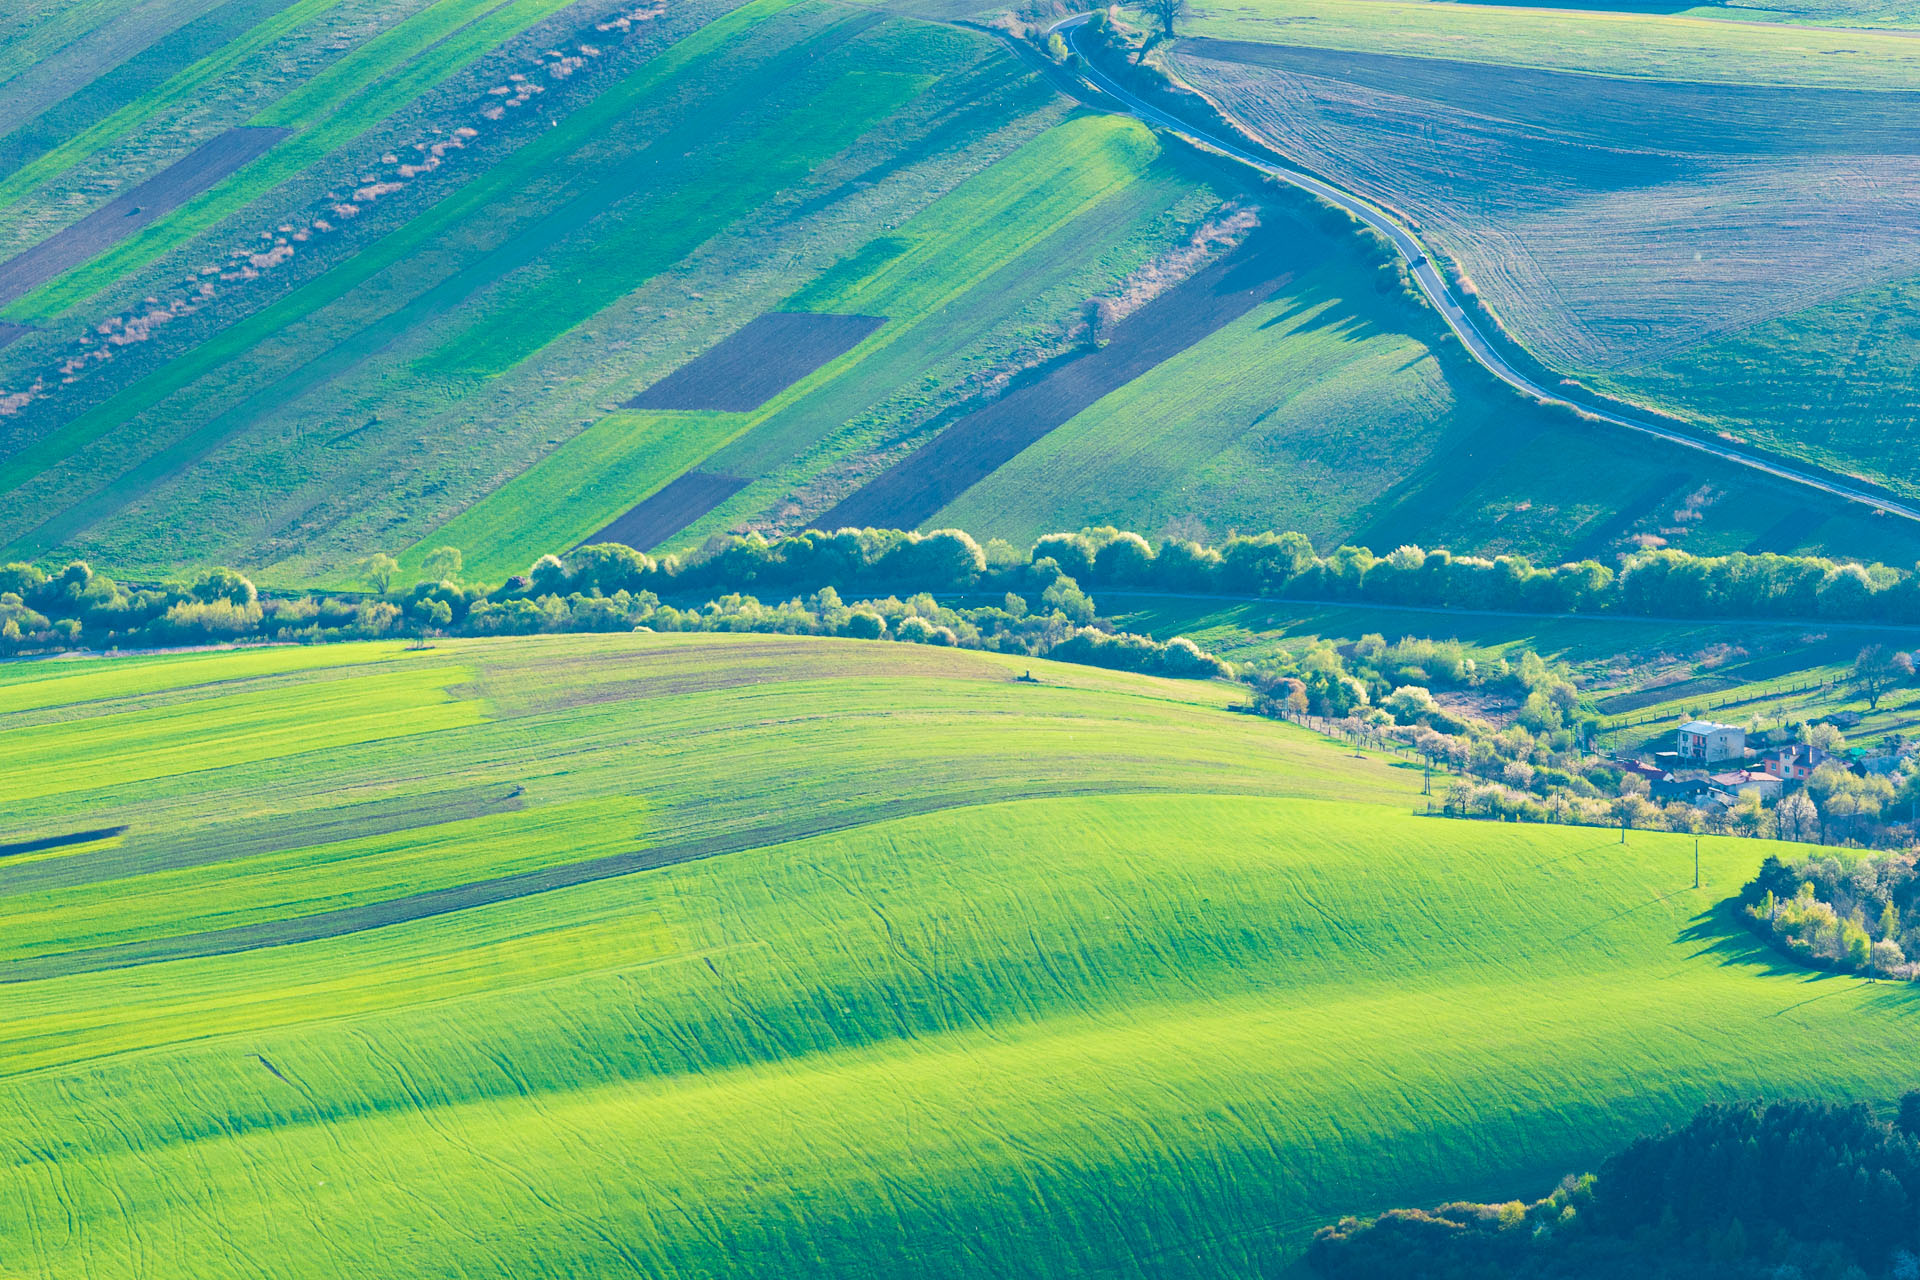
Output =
[{"x1": 1049, "y1": 13, "x2": 1920, "y2": 528}]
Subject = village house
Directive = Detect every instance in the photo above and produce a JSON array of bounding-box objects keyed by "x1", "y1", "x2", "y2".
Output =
[
  {"x1": 1653, "y1": 775, "x2": 1714, "y2": 806},
  {"x1": 1676, "y1": 720, "x2": 1746, "y2": 764},
  {"x1": 1761, "y1": 743, "x2": 1826, "y2": 782},
  {"x1": 1613, "y1": 758, "x2": 1671, "y2": 787},
  {"x1": 1708, "y1": 769, "x2": 1783, "y2": 806}
]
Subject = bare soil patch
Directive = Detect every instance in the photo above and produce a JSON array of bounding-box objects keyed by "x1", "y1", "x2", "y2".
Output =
[
  {"x1": 0, "y1": 322, "x2": 31, "y2": 350},
  {"x1": 590, "y1": 471, "x2": 748, "y2": 551},
  {"x1": 0, "y1": 125, "x2": 288, "y2": 306},
  {"x1": 626, "y1": 312, "x2": 885, "y2": 412},
  {"x1": 814, "y1": 228, "x2": 1297, "y2": 531}
]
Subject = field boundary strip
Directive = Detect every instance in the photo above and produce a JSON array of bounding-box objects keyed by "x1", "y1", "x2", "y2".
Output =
[
  {"x1": 0, "y1": 784, "x2": 1197, "y2": 982},
  {"x1": 2, "y1": 0, "x2": 583, "y2": 323},
  {"x1": 0, "y1": 127, "x2": 289, "y2": 307},
  {"x1": 0, "y1": 0, "x2": 337, "y2": 214},
  {"x1": 1, "y1": 33, "x2": 923, "y2": 557}
]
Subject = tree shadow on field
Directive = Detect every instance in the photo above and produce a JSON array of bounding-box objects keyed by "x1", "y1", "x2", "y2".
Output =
[
  {"x1": 1675, "y1": 901, "x2": 1906, "y2": 1001},
  {"x1": 1256, "y1": 291, "x2": 1390, "y2": 347}
]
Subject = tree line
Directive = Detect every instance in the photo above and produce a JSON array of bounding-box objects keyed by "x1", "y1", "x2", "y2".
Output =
[
  {"x1": 1310, "y1": 1096, "x2": 1920, "y2": 1279},
  {"x1": 1743, "y1": 850, "x2": 1920, "y2": 980},
  {"x1": 494, "y1": 524, "x2": 1920, "y2": 623},
  {"x1": 0, "y1": 536, "x2": 1227, "y2": 681}
]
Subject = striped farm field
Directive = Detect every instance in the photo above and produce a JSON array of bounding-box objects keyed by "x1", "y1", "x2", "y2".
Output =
[
  {"x1": 4, "y1": 0, "x2": 1903, "y2": 589},
  {"x1": 5, "y1": 630, "x2": 1920, "y2": 1277}
]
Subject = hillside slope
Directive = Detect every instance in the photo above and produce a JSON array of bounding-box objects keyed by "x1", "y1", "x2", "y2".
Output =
[
  {"x1": 4, "y1": 632, "x2": 1920, "y2": 1278},
  {"x1": 3, "y1": 0, "x2": 1907, "y2": 577},
  {"x1": 1171, "y1": 0, "x2": 1920, "y2": 522}
]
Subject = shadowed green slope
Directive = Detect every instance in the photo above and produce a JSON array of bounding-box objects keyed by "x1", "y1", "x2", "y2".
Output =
[{"x1": 2, "y1": 632, "x2": 1918, "y2": 1278}]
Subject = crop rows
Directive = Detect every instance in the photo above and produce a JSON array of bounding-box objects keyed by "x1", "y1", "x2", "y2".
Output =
[{"x1": 3, "y1": 632, "x2": 1920, "y2": 1278}]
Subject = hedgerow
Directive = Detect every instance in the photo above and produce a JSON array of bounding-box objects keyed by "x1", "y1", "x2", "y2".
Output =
[{"x1": 0, "y1": 533, "x2": 1227, "y2": 683}]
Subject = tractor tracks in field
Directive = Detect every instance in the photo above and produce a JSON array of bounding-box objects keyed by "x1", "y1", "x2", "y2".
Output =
[{"x1": 1038, "y1": 14, "x2": 1920, "y2": 529}]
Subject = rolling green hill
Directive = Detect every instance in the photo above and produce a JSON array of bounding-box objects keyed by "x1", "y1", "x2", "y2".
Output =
[{"x1": 6, "y1": 630, "x2": 1920, "y2": 1278}]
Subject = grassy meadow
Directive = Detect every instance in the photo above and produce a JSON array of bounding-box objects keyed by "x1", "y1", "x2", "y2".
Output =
[
  {"x1": 1170, "y1": 0, "x2": 1920, "y2": 507},
  {"x1": 5, "y1": 630, "x2": 1920, "y2": 1277}
]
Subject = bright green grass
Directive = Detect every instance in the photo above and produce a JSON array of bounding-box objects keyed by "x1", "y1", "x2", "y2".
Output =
[
  {"x1": 417, "y1": 110, "x2": 1169, "y2": 570},
  {"x1": 0, "y1": 0, "x2": 795, "y2": 516},
  {"x1": 3, "y1": 632, "x2": 1920, "y2": 1277},
  {"x1": 0, "y1": 661, "x2": 484, "y2": 801},
  {"x1": 410, "y1": 410, "x2": 744, "y2": 582},
  {"x1": 1594, "y1": 269, "x2": 1920, "y2": 502},
  {"x1": 0, "y1": 796, "x2": 641, "y2": 965},
  {"x1": 0, "y1": 0, "x2": 343, "y2": 214},
  {"x1": 3, "y1": 0, "x2": 580, "y2": 324},
  {"x1": 4, "y1": 7, "x2": 935, "y2": 565},
  {"x1": 0, "y1": 0, "x2": 218, "y2": 126},
  {"x1": 0, "y1": 638, "x2": 414, "y2": 714},
  {"x1": 938, "y1": 251, "x2": 1462, "y2": 546},
  {"x1": 414, "y1": 62, "x2": 932, "y2": 379}
]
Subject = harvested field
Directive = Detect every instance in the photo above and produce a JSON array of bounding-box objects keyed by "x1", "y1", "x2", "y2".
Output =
[
  {"x1": 817, "y1": 229, "x2": 1295, "y2": 531},
  {"x1": 1174, "y1": 41, "x2": 1920, "y2": 374},
  {"x1": 627, "y1": 312, "x2": 887, "y2": 411},
  {"x1": 0, "y1": 124, "x2": 287, "y2": 306},
  {"x1": 0, "y1": 322, "x2": 29, "y2": 350},
  {"x1": 591, "y1": 471, "x2": 750, "y2": 550},
  {"x1": 1171, "y1": 23, "x2": 1920, "y2": 505}
]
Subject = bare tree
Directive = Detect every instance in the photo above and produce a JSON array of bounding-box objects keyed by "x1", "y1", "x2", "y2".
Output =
[{"x1": 1148, "y1": 0, "x2": 1181, "y2": 42}]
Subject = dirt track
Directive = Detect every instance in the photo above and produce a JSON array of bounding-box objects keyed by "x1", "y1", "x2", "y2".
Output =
[{"x1": 0, "y1": 125, "x2": 288, "y2": 306}]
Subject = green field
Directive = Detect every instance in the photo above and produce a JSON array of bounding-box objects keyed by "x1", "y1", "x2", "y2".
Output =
[
  {"x1": 1168, "y1": 0, "x2": 1920, "y2": 509},
  {"x1": 6, "y1": 630, "x2": 1920, "y2": 1277},
  {"x1": 4, "y1": 0, "x2": 1916, "y2": 586}
]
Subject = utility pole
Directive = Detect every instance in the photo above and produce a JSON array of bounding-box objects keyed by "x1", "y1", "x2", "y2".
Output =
[{"x1": 1693, "y1": 835, "x2": 1700, "y2": 890}]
